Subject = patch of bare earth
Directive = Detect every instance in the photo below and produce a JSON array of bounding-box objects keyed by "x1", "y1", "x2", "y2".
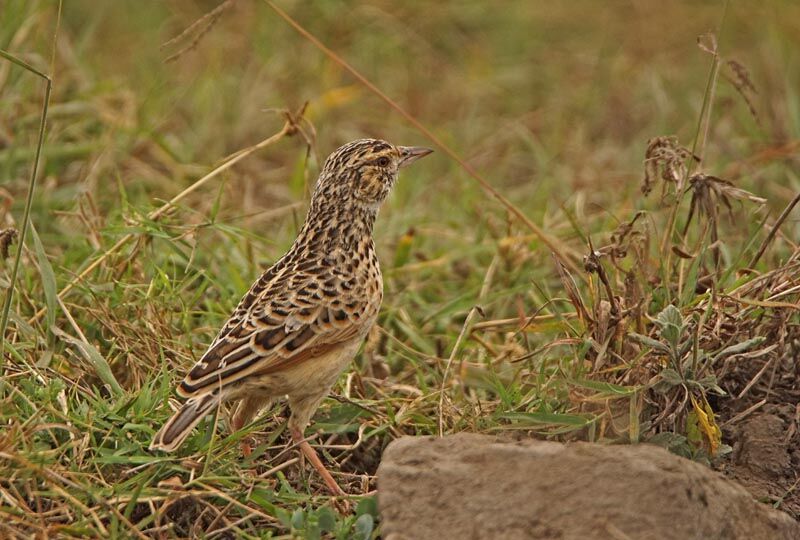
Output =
[{"x1": 716, "y1": 348, "x2": 800, "y2": 518}]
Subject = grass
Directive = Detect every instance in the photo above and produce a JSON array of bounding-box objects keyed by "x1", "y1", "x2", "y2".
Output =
[{"x1": 2, "y1": 0, "x2": 800, "y2": 537}]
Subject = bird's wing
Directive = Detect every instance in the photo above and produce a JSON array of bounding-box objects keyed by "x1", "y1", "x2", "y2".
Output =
[{"x1": 177, "y1": 266, "x2": 375, "y2": 398}]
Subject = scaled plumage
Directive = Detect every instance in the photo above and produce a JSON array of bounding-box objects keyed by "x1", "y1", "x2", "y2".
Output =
[{"x1": 150, "y1": 138, "x2": 431, "y2": 495}]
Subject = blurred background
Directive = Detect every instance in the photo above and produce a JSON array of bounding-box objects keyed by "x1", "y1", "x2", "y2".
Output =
[{"x1": 5, "y1": 1, "x2": 799, "y2": 240}]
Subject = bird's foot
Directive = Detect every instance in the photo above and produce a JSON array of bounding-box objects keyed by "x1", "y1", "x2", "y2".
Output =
[
  {"x1": 241, "y1": 440, "x2": 253, "y2": 457},
  {"x1": 290, "y1": 427, "x2": 350, "y2": 512}
]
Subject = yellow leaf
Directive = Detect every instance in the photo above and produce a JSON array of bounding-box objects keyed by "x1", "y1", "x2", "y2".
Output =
[{"x1": 689, "y1": 394, "x2": 722, "y2": 456}]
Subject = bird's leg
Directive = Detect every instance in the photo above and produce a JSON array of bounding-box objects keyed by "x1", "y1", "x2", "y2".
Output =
[
  {"x1": 231, "y1": 396, "x2": 273, "y2": 457},
  {"x1": 231, "y1": 415, "x2": 252, "y2": 457},
  {"x1": 288, "y1": 393, "x2": 349, "y2": 505},
  {"x1": 290, "y1": 426, "x2": 346, "y2": 497}
]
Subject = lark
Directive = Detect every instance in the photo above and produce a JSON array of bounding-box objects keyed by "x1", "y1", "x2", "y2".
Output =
[{"x1": 150, "y1": 139, "x2": 432, "y2": 496}]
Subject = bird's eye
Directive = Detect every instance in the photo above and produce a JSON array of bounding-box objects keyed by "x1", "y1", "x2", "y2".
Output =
[{"x1": 376, "y1": 157, "x2": 390, "y2": 167}]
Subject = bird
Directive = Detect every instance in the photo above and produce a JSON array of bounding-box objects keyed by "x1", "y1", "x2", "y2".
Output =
[{"x1": 150, "y1": 138, "x2": 433, "y2": 497}]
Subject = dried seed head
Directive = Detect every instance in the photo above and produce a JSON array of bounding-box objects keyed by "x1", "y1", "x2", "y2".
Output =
[
  {"x1": 0, "y1": 228, "x2": 17, "y2": 259},
  {"x1": 642, "y1": 136, "x2": 698, "y2": 197},
  {"x1": 684, "y1": 173, "x2": 767, "y2": 244},
  {"x1": 724, "y1": 59, "x2": 760, "y2": 125},
  {"x1": 689, "y1": 174, "x2": 766, "y2": 214},
  {"x1": 726, "y1": 60, "x2": 756, "y2": 95}
]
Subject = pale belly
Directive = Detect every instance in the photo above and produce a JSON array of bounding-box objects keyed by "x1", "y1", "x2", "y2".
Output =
[{"x1": 231, "y1": 338, "x2": 363, "y2": 401}]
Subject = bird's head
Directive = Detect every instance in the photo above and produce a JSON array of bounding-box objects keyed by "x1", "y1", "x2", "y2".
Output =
[{"x1": 314, "y1": 138, "x2": 433, "y2": 212}]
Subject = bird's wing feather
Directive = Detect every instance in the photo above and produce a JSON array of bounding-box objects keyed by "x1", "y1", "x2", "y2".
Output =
[{"x1": 177, "y1": 265, "x2": 375, "y2": 398}]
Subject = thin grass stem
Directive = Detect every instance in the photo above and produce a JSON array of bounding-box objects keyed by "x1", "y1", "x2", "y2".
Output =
[{"x1": 0, "y1": 54, "x2": 51, "y2": 376}]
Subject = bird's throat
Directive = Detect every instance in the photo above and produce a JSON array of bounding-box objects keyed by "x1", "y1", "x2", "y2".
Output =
[{"x1": 295, "y1": 200, "x2": 377, "y2": 256}]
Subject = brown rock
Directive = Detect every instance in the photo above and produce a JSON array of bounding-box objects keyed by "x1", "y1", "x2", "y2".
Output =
[{"x1": 377, "y1": 434, "x2": 799, "y2": 540}]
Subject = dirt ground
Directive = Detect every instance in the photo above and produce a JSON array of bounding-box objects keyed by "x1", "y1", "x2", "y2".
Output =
[{"x1": 715, "y1": 349, "x2": 800, "y2": 519}]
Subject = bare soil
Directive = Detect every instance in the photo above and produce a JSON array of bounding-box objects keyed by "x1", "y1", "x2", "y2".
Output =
[{"x1": 716, "y1": 350, "x2": 800, "y2": 519}]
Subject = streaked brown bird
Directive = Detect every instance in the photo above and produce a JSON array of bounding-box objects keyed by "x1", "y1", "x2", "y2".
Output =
[{"x1": 150, "y1": 138, "x2": 432, "y2": 497}]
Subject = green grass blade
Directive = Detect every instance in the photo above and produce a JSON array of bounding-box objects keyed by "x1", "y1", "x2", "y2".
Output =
[
  {"x1": 29, "y1": 223, "x2": 58, "y2": 338},
  {"x1": 51, "y1": 327, "x2": 124, "y2": 397}
]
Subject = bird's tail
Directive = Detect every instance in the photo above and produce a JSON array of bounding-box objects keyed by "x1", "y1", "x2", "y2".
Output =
[{"x1": 150, "y1": 393, "x2": 221, "y2": 452}]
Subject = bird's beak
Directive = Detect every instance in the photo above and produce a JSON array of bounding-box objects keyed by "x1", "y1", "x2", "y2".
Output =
[{"x1": 397, "y1": 146, "x2": 434, "y2": 168}]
